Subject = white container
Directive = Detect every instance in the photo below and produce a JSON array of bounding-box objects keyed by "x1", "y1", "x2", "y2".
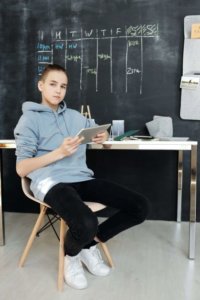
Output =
[{"x1": 111, "y1": 120, "x2": 124, "y2": 139}]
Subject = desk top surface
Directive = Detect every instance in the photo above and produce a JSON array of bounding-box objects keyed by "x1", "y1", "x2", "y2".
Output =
[
  {"x1": 0, "y1": 139, "x2": 197, "y2": 151},
  {"x1": 0, "y1": 140, "x2": 16, "y2": 148},
  {"x1": 88, "y1": 140, "x2": 197, "y2": 150}
]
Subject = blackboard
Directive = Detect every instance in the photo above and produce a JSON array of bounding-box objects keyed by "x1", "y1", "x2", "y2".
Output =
[{"x1": 1, "y1": 0, "x2": 200, "y2": 221}]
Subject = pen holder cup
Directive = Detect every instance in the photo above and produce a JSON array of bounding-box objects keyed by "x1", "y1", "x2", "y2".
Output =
[{"x1": 111, "y1": 120, "x2": 125, "y2": 139}]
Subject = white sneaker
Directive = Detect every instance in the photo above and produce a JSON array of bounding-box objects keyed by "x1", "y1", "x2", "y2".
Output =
[
  {"x1": 64, "y1": 254, "x2": 88, "y2": 289},
  {"x1": 80, "y1": 245, "x2": 111, "y2": 276}
]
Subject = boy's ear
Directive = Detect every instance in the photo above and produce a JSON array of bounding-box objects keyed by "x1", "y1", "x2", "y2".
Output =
[{"x1": 38, "y1": 80, "x2": 43, "y2": 92}]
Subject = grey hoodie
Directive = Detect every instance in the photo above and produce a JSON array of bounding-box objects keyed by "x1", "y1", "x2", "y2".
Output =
[{"x1": 14, "y1": 101, "x2": 95, "y2": 201}]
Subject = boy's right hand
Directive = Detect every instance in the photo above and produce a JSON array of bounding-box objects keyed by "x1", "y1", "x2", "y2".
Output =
[{"x1": 59, "y1": 136, "x2": 84, "y2": 157}]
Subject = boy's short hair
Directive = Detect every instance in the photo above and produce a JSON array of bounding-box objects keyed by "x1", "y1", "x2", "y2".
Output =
[{"x1": 40, "y1": 64, "x2": 67, "y2": 81}]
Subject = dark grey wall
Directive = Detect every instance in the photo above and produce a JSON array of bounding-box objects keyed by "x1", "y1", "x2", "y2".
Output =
[{"x1": 1, "y1": 0, "x2": 200, "y2": 221}]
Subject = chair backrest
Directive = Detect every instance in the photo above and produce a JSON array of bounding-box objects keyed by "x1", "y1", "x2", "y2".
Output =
[{"x1": 21, "y1": 177, "x2": 50, "y2": 207}]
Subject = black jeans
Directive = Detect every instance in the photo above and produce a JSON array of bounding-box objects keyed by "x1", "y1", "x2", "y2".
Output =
[{"x1": 44, "y1": 179, "x2": 149, "y2": 256}]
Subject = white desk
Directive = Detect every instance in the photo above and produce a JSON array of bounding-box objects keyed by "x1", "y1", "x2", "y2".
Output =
[
  {"x1": 0, "y1": 139, "x2": 198, "y2": 259},
  {"x1": 88, "y1": 140, "x2": 198, "y2": 259}
]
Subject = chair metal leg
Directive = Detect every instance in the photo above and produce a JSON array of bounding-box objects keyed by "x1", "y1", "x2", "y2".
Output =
[
  {"x1": 100, "y1": 242, "x2": 114, "y2": 268},
  {"x1": 36, "y1": 214, "x2": 60, "y2": 239},
  {"x1": 18, "y1": 206, "x2": 47, "y2": 267}
]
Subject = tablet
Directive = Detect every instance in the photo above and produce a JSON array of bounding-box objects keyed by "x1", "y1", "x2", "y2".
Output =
[{"x1": 76, "y1": 124, "x2": 111, "y2": 144}]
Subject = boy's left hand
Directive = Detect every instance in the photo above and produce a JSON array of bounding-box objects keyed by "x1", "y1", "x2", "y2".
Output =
[{"x1": 92, "y1": 131, "x2": 109, "y2": 144}]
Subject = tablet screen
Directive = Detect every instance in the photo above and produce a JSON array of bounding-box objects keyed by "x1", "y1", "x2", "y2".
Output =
[{"x1": 76, "y1": 124, "x2": 111, "y2": 144}]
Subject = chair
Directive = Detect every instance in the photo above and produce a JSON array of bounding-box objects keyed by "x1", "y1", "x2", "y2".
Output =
[{"x1": 18, "y1": 177, "x2": 114, "y2": 291}]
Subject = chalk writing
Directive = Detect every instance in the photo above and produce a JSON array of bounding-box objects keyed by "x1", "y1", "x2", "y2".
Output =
[
  {"x1": 98, "y1": 54, "x2": 111, "y2": 60},
  {"x1": 37, "y1": 54, "x2": 52, "y2": 62},
  {"x1": 36, "y1": 24, "x2": 159, "y2": 93},
  {"x1": 68, "y1": 43, "x2": 78, "y2": 49},
  {"x1": 126, "y1": 24, "x2": 158, "y2": 36},
  {"x1": 128, "y1": 40, "x2": 140, "y2": 47},
  {"x1": 37, "y1": 65, "x2": 46, "y2": 74},
  {"x1": 127, "y1": 68, "x2": 141, "y2": 75},
  {"x1": 86, "y1": 68, "x2": 97, "y2": 75},
  {"x1": 46, "y1": 24, "x2": 159, "y2": 40},
  {"x1": 37, "y1": 43, "x2": 51, "y2": 51},
  {"x1": 55, "y1": 42, "x2": 65, "y2": 50},
  {"x1": 66, "y1": 55, "x2": 81, "y2": 62}
]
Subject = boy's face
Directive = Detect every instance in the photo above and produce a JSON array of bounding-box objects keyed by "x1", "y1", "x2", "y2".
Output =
[{"x1": 38, "y1": 70, "x2": 68, "y2": 110}]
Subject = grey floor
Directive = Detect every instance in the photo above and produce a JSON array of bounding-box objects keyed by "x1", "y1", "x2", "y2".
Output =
[{"x1": 0, "y1": 212, "x2": 200, "y2": 300}]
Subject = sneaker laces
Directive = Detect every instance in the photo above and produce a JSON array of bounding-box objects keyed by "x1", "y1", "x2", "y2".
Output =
[
  {"x1": 67, "y1": 255, "x2": 84, "y2": 276},
  {"x1": 89, "y1": 246, "x2": 104, "y2": 266}
]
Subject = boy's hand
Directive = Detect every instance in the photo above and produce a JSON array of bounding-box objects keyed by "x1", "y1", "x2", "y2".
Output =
[
  {"x1": 59, "y1": 136, "x2": 84, "y2": 157},
  {"x1": 92, "y1": 131, "x2": 109, "y2": 144}
]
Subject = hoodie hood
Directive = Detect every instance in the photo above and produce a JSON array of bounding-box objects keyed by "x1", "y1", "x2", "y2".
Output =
[{"x1": 22, "y1": 101, "x2": 67, "y2": 114}]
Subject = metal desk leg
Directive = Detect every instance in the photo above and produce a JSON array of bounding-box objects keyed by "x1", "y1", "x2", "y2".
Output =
[
  {"x1": 177, "y1": 150, "x2": 183, "y2": 223},
  {"x1": 189, "y1": 145, "x2": 197, "y2": 259},
  {"x1": 0, "y1": 149, "x2": 4, "y2": 245}
]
